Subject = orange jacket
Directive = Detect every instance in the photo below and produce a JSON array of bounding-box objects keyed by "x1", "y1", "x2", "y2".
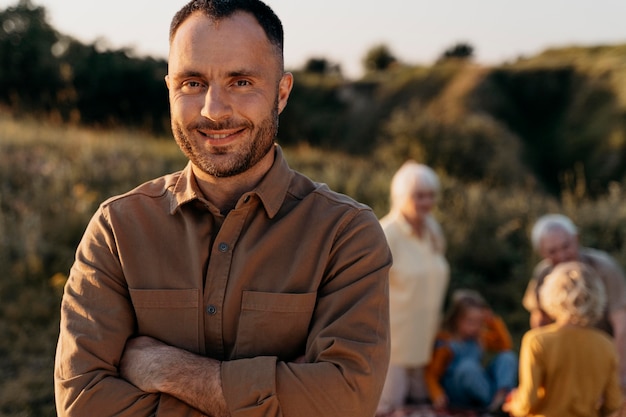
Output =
[{"x1": 424, "y1": 314, "x2": 513, "y2": 403}]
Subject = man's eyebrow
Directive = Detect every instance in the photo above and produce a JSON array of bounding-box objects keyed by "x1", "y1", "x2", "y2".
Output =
[
  {"x1": 227, "y1": 69, "x2": 260, "y2": 78},
  {"x1": 171, "y1": 69, "x2": 261, "y2": 79},
  {"x1": 172, "y1": 70, "x2": 204, "y2": 79}
]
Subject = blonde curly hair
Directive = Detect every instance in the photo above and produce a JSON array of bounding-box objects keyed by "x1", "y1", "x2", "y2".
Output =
[{"x1": 539, "y1": 261, "x2": 606, "y2": 326}]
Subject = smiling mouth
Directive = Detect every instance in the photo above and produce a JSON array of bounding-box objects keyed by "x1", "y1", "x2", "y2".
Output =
[
  {"x1": 203, "y1": 132, "x2": 230, "y2": 140},
  {"x1": 198, "y1": 128, "x2": 245, "y2": 141}
]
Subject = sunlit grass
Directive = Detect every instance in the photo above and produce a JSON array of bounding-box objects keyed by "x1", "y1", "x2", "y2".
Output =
[{"x1": 3, "y1": 114, "x2": 626, "y2": 416}]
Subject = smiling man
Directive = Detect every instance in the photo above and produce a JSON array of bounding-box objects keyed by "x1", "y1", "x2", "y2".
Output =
[{"x1": 53, "y1": 1, "x2": 392, "y2": 416}]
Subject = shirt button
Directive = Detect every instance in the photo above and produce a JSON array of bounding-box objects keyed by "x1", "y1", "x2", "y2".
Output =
[
  {"x1": 218, "y1": 242, "x2": 229, "y2": 252},
  {"x1": 206, "y1": 305, "x2": 217, "y2": 315}
]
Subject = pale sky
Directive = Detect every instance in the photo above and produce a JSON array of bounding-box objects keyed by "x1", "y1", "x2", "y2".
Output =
[{"x1": 2, "y1": 0, "x2": 626, "y2": 79}]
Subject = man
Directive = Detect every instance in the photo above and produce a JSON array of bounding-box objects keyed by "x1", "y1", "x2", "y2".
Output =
[
  {"x1": 53, "y1": 1, "x2": 392, "y2": 416},
  {"x1": 522, "y1": 213, "x2": 626, "y2": 389}
]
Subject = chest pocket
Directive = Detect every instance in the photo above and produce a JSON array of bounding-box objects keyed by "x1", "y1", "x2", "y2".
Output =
[
  {"x1": 234, "y1": 291, "x2": 317, "y2": 360},
  {"x1": 129, "y1": 288, "x2": 200, "y2": 353}
]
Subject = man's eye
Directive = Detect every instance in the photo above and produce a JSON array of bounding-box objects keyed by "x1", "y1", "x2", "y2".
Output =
[
  {"x1": 181, "y1": 81, "x2": 203, "y2": 92},
  {"x1": 234, "y1": 79, "x2": 251, "y2": 87}
]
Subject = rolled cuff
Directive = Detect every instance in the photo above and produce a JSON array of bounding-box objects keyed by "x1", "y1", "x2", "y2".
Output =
[{"x1": 221, "y1": 356, "x2": 279, "y2": 417}]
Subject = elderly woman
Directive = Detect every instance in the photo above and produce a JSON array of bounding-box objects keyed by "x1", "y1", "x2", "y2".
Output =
[{"x1": 377, "y1": 161, "x2": 450, "y2": 416}]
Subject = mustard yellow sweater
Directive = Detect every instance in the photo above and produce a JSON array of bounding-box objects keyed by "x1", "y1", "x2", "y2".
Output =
[{"x1": 507, "y1": 323, "x2": 622, "y2": 417}]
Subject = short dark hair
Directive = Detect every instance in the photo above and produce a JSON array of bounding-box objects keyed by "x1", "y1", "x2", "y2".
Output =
[
  {"x1": 442, "y1": 289, "x2": 487, "y2": 332},
  {"x1": 170, "y1": 0, "x2": 284, "y2": 61}
]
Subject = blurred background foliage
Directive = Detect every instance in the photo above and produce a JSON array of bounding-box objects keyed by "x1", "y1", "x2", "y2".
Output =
[{"x1": 2, "y1": 0, "x2": 626, "y2": 415}]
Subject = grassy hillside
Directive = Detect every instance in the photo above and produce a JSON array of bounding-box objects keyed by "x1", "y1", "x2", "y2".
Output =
[
  {"x1": 0, "y1": 117, "x2": 187, "y2": 416},
  {"x1": 2, "y1": 112, "x2": 625, "y2": 416},
  {"x1": 283, "y1": 43, "x2": 626, "y2": 197},
  {"x1": 3, "y1": 43, "x2": 626, "y2": 416}
]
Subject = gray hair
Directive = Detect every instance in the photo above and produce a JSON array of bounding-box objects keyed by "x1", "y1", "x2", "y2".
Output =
[
  {"x1": 390, "y1": 161, "x2": 440, "y2": 213},
  {"x1": 539, "y1": 261, "x2": 606, "y2": 326},
  {"x1": 531, "y1": 214, "x2": 578, "y2": 252}
]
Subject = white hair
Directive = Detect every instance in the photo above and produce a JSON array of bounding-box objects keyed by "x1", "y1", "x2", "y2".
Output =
[
  {"x1": 390, "y1": 161, "x2": 440, "y2": 214},
  {"x1": 539, "y1": 261, "x2": 606, "y2": 326},
  {"x1": 388, "y1": 161, "x2": 445, "y2": 253},
  {"x1": 531, "y1": 214, "x2": 578, "y2": 252}
]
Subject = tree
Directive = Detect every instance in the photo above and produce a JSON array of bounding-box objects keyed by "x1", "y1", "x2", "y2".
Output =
[
  {"x1": 0, "y1": 0, "x2": 169, "y2": 132},
  {"x1": 302, "y1": 57, "x2": 341, "y2": 76},
  {"x1": 0, "y1": 0, "x2": 66, "y2": 111},
  {"x1": 440, "y1": 42, "x2": 474, "y2": 60},
  {"x1": 362, "y1": 44, "x2": 397, "y2": 72}
]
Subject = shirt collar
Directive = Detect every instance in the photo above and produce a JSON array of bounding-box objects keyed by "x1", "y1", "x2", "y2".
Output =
[
  {"x1": 253, "y1": 145, "x2": 293, "y2": 218},
  {"x1": 169, "y1": 144, "x2": 293, "y2": 218},
  {"x1": 389, "y1": 210, "x2": 414, "y2": 236}
]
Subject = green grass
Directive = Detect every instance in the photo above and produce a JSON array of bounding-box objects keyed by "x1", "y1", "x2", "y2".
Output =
[{"x1": 2, "y1": 114, "x2": 626, "y2": 416}]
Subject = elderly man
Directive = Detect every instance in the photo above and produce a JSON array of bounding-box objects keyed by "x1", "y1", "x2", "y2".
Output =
[{"x1": 523, "y1": 213, "x2": 626, "y2": 389}]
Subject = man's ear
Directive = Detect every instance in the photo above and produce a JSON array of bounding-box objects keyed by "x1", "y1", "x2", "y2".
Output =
[
  {"x1": 537, "y1": 241, "x2": 547, "y2": 259},
  {"x1": 277, "y1": 72, "x2": 293, "y2": 115}
]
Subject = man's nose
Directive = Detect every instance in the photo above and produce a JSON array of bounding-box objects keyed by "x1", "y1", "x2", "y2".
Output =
[
  {"x1": 201, "y1": 86, "x2": 232, "y2": 121},
  {"x1": 554, "y1": 251, "x2": 568, "y2": 264}
]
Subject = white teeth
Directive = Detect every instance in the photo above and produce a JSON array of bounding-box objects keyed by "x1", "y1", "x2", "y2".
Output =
[{"x1": 204, "y1": 133, "x2": 230, "y2": 139}]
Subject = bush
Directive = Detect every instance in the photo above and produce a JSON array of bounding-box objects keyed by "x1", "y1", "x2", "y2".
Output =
[{"x1": 3, "y1": 63, "x2": 626, "y2": 412}]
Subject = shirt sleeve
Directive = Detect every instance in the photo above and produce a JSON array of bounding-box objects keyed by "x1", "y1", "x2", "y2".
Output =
[
  {"x1": 424, "y1": 333, "x2": 453, "y2": 404},
  {"x1": 602, "y1": 347, "x2": 624, "y2": 415},
  {"x1": 220, "y1": 209, "x2": 392, "y2": 417},
  {"x1": 521, "y1": 278, "x2": 538, "y2": 312},
  {"x1": 481, "y1": 314, "x2": 513, "y2": 352},
  {"x1": 506, "y1": 332, "x2": 543, "y2": 417},
  {"x1": 54, "y1": 208, "x2": 202, "y2": 417},
  {"x1": 523, "y1": 260, "x2": 550, "y2": 312},
  {"x1": 596, "y1": 251, "x2": 626, "y2": 313}
]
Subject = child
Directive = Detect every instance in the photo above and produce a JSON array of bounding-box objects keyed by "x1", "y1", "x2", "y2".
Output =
[
  {"x1": 504, "y1": 261, "x2": 623, "y2": 417},
  {"x1": 425, "y1": 289, "x2": 518, "y2": 412}
]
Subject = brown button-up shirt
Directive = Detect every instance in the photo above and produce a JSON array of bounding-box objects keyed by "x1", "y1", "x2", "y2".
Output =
[{"x1": 55, "y1": 146, "x2": 392, "y2": 417}]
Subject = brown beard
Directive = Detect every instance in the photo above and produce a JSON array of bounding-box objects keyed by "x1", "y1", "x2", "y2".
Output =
[{"x1": 172, "y1": 98, "x2": 279, "y2": 178}]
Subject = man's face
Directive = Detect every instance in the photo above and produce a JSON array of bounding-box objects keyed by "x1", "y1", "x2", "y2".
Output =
[
  {"x1": 539, "y1": 228, "x2": 579, "y2": 265},
  {"x1": 166, "y1": 11, "x2": 293, "y2": 178}
]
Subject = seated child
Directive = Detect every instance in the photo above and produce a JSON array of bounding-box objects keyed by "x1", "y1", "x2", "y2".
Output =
[
  {"x1": 425, "y1": 289, "x2": 518, "y2": 412},
  {"x1": 503, "y1": 261, "x2": 623, "y2": 417}
]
